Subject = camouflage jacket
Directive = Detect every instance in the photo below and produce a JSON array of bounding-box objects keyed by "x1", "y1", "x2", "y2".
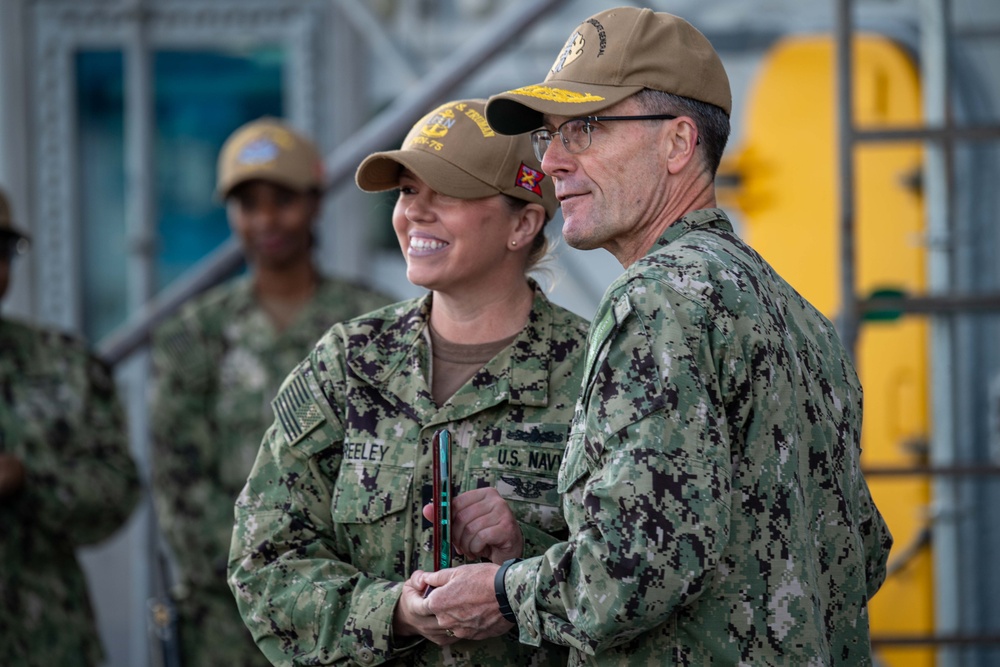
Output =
[
  {"x1": 151, "y1": 274, "x2": 392, "y2": 665},
  {"x1": 229, "y1": 285, "x2": 588, "y2": 666},
  {"x1": 0, "y1": 318, "x2": 140, "y2": 667},
  {"x1": 504, "y1": 210, "x2": 894, "y2": 666}
]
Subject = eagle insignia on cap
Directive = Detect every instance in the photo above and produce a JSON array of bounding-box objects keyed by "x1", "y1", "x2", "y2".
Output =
[
  {"x1": 552, "y1": 31, "x2": 585, "y2": 73},
  {"x1": 421, "y1": 108, "x2": 456, "y2": 139},
  {"x1": 515, "y1": 163, "x2": 544, "y2": 197}
]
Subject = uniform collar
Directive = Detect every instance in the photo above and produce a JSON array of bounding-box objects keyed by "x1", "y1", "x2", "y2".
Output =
[
  {"x1": 646, "y1": 207, "x2": 733, "y2": 257},
  {"x1": 352, "y1": 281, "x2": 554, "y2": 409}
]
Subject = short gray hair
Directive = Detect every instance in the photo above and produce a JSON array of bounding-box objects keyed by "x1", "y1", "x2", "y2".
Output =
[{"x1": 633, "y1": 88, "x2": 730, "y2": 177}]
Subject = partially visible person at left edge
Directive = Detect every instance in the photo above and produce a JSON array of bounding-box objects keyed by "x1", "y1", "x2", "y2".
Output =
[
  {"x1": 0, "y1": 184, "x2": 141, "y2": 667},
  {"x1": 150, "y1": 118, "x2": 394, "y2": 667}
]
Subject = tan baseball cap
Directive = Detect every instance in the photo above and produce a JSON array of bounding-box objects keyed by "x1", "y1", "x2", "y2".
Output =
[
  {"x1": 486, "y1": 7, "x2": 731, "y2": 135},
  {"x1": 0, "y1": 186, "x2": 30, "y2": 242},
  {"x1": 356, "y1": 99, "x2": 557, "y2": 220},
  {"x1": 216, "y1": 117, "x2": 324, "y2": 199}
]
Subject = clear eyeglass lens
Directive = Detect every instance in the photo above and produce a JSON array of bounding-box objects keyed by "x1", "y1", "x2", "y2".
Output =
[
  {"x1": 531, "y1": 131, "x2": 552, "y2": 162},
  {"x1": 562, "y1": 120, "x2": 592, "y2": 153},
  {"x1": 532, "y1": 120, "x2": 595, "y2": 161}
]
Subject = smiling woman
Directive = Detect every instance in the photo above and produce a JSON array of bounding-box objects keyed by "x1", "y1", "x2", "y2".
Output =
[
  {"x1": 391, "y1": 170, "x2": 525, "y2": 308},
  {"x1": 227, "y1": 98, "x2": 589, "y2": 667},
  {"x1": 358, "y1": 99, "x2": 562, "y2": 345}
]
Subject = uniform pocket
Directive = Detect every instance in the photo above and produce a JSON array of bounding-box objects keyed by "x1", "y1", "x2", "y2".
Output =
[{"x1": 330, "y1": 461, "x2": 412, "y2": 524}]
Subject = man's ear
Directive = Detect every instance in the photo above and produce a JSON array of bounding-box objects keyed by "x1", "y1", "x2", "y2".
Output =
[{"x1": 665, "y1": 117, "x2": 699, "y2": 175}]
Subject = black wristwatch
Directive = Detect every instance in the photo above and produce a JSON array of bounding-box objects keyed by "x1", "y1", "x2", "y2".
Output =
[{"x1": 494, "y1": 558, "x2": 522, "y2": 624}]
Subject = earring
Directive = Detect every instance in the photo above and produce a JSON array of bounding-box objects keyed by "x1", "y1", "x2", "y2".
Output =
[{"x1": 510, "y1": 240, "x2": 518, "y2": 247}]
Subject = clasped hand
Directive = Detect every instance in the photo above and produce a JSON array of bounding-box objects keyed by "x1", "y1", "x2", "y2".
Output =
[{"x1": 392, "y1": 487, "x2": 522, "y2": 644}]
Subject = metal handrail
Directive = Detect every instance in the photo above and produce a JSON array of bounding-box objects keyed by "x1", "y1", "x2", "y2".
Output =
[
  {"x1": 864, "y1": 464, "x2": 1000, "y2": 476},
  {"x1": 861, "y1": 292, "x2": 1000, "y2": 316},
  {"x1": 871, "y1": 634, "x2": 1000, "y2": 647}
]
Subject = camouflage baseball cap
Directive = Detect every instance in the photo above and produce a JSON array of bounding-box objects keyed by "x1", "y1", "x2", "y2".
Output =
[
  {"x1": 216, "y1": 117, "x2": 324, "y2": 199},
  {"x1": 0, "y1": 186, "x2": 30, "y2": 242},
  {"x1": 356, "y1": 99, "x2": 557, "y2": 220},
  {"x1": 485, "y1": 7, "x2": 731, "y2": 135}
]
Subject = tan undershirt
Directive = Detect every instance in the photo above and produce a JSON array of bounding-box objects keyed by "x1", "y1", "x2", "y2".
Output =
[{"x1": 429, "y1": 325, "x2": 518, "y2": 406}]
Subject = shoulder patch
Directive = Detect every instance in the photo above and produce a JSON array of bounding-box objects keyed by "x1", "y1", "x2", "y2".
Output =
[{"x1": 271, "y1": 372, "x2": 325, "y2": 445}]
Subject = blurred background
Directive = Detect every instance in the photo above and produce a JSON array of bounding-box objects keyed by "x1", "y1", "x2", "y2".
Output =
[{"x1": 1, "y1": 0, "x2": 999, "y2": 665}]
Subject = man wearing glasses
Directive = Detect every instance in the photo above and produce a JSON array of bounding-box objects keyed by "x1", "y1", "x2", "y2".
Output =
[{"x1": 410, "y1": 7, "x2": 892, "y2": 665}]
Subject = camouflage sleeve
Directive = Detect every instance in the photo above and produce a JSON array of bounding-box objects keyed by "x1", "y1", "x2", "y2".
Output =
[
  {"x1": 506, "y1": 281, "x2": 733, "y2": 654},
  {"x1": 19, "y1": 343, "x2": 140, "y2": 545},
  {"x1": 228, "y1": 352, "x2": 412, "y2": 666},
  {"x1": 150, "y1": 317, "x2": 233, "y2": 588},
  {"x1": 857, "y1": 457, "x2": 893, "y2": 598},
  {"x1": 518, "y1": 522, "x2": 564, "y2": 558}
]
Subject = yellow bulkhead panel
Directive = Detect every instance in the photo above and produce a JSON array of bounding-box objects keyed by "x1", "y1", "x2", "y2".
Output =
[{"x1": 724, "y1": 34, "x2": 932, "y2": 666}]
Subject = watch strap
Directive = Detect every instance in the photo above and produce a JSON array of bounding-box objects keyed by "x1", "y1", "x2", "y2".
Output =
[{"x1": 494, "y1": 558, "x2": 523, "y2": 624}]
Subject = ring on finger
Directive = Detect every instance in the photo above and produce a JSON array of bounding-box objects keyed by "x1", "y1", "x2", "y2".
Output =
[{"x1": 445, "y1": 629, "x2": 456, "y2": 637}]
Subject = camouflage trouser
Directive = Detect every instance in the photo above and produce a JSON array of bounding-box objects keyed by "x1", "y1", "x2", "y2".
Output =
[{"x1": 175, "y1": 587, "x2": 270, "y2": 667}]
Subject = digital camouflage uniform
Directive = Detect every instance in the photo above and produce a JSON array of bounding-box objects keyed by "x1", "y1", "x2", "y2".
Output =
[
  {"x1": 0, "y1": 318, "x2": 140, "y2": 666},
  {"x1": 229, "y1": 284, "x2": 588, "y2": 666},
  {"x1": 503, "y1": 210, "x2": 893, "y2": 666},
  {"x1": 151, "y1": 274, "x2": 392, "y2": 667}
]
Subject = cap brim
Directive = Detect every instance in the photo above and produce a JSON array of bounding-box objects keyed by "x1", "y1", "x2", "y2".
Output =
[
  {"x1": 215, "y1": 172, "x2": 319, "y2": 202},
  {"x1": 356, "y1": 150, "x2": 498, "y2": 199},
  {"x1": 486, "y1": 82, "x2": 644, "y2": 135},
  {"x1": 0, "y1": 224, "x2": 30, "y2": 242}
]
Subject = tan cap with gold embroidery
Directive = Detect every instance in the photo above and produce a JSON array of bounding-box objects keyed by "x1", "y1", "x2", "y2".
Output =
[
  {"x1": 356, "y1": 99, "x2": 556, "y2": 220},
  {"x1": 216, "y1": 117, "x2": 324, "y2": 199},
  {"x1": 486, "y1": 7, "x2": 731, "y2": 135}
]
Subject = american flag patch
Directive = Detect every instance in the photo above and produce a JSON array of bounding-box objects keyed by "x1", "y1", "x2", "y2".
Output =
[{"x1": 271, "y1": 372, "x2": 324, "y2": 444}]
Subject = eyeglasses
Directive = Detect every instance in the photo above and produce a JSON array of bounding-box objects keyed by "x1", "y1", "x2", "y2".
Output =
[{"x1": 530, "y1": 114, "x2": 677, "y2": 162}]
